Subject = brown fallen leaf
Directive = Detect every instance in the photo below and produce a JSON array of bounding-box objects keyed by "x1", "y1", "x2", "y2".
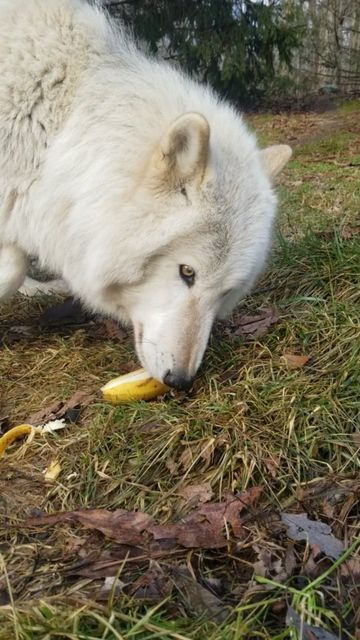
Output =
[
  {"x1": 178, "y1": 437, "x2": 219, "y2": 473},
  {"x1": 340, "y1": 225, "x2": 360, "y2": 240},
  {"x1": 7, "y1": 325, "x2": 36, "y2": 337},
  {"x1": 62, "y1": 533, "x2": 186, "y2": 580},
  {"x1": 150, "y1": 486, "x2": 262, "y2": 548},
  {"x1": 27, "y1": 389, "x2": 97, "y2": 426},
  {"x1": 297, "y1": 477, "x2": 360, "y2": 508},
  {"x1": 303, "y1": 544, "x2": 331, "y2": 579},
  {"x1": 264, "y1": 455, "x2": 281, "y2": 478},
  {"x1": 286, "y1": 605, "x2": 339, "y2": 640},
  {"x1": 340, "y1": 556, "x2": 360, "y2": 581},
  {"x1": 281, "y1": 513, "x2": 344, "y2": 559},
  {"x1": 281, "y1": 353, "x2": 310, "y2": 369},
  {"x1": 253, "y1": 544, "x2": 295, "y2": 583},
  {"x1": 26, "y1": 487, "x2": 262, "y2": 552},
  {"x1": 165, "y1": 456, "x2": 178, "y2": 474},
  {"x1": 231, "y1": 307, "x2": 278, "y2": 338},
  {"x1": 97, "y1": 576, "x2": 127, "y2": 601},
  {"x1": 27, "y1": 509, "x2": 153, "y2": 545},
  {"x1": 136, "y1": 421, "x2": 165, "y2": 434},
  {"x1": 171, "y1": 567, "x2": 229, "y2": 623},
  {"x1": 64, "y1": 546, "x2": 151, "y2": 578},
  {"x1": 178, "y1": 483, "x2": 214, "y2": 508},
  {"x1": 315, "y1": 226, "x2": 360, "y2": 242},
  {"x1": 102, "y1": 319, "x2": 126, "y2": 342},
  {"x1": 0, "y1": 324, "x2": 38, "y2": 346},
  {"x1": 129, "y1": 562, "x2": 173, "y2": 601},
  {"x1": 351, "y1": 433, "x2": 360, "y2": 447}
]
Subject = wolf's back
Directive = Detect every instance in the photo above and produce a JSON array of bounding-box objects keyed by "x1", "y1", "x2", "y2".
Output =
[{"x1": 0, "y1": 0, "x2": 112, "y2": 189}]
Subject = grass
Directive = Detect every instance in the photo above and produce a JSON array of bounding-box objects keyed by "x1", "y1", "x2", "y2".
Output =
[{"x1": 0, "y1": 101, "x2": 359, "y2": 639}]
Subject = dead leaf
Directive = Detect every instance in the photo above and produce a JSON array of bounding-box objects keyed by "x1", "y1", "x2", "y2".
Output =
[
  {"x1": 284, "y1": 545, "x2": 297, "y2": 575},
  {"x1": 129, "y1": 563, "x2": 172, "y2": 601},
  {"x1": 150, "y1": 486, "x2": 262, "y2": 548},
  {"x1": 315, "y1": 226, "x2": 360, "y2": 242},
  {"x1": 26, "y1": 487, "x2": 262, "y2": 552},
  {"x1": 0, "y1": 325, "x2": 38, "y2": 345},
  {"x1": 64, "y1": 546, "x2": 150, "y2": 579},
  {"x1": 286, "y1": 605, "x2": 339, "y2": 640},
  {"x1": 297, "y1": 477, "x2": 360, "y2": 508},
  {"x1": 231, "y1": 307, "x2": 278, "y2": 338},
  {"x1": 27, "y1": 389, "x2": 96, "y2": 426},
  {"x1": 97, "y1": 576, "x2": 127, "y2": 601},
  {"x1": 178, "y1": 483, "x2": 214, "y2": 508},
  {"x1": 137, "y1": 421, "x2": 165, "y2": 434},
  {"x1": 320, "y1": 498, "x2": 336, "y2": 519},
  {"x1": 27, "y1": 509, "x2": 153, "y2": 545},
  {"x1": 340, "y1": 556, "x2": 360, "y2": 581},
  {"x1": 253, "y1": 545, "x2": 291, "y2": 583},
  {"x1": 178, "y1": 438, "x2": 217, "y2": 473},
  {"x1": 303, "y1": 544, "x2": 331, "y2": 579},
  {"x1": 102, "y1": 319, "x2": 126, "y2": 342},
  {"x1": 264, "y1": 455, "x2": 281, "y2": 478},
  {"x1": 178, "y1": 447, "x2": 193, "y2": 471},
  {"x1": 281, "y1": 353, "x2": 310, "y2": 368},
  {"x1": 120, "y1": 360, "x2": 140, "y2": 374},
  {"x1": 8, "y1": 325, "x2": 36, "y2": 337},
  {"x1": 340, "y1": 225, "x2": 360, "y2": 240},
  {"x1": 165, "y1": 457, "x2": 178, "y2": 474},
  {"x1": 351, "y1": 433, "x2": 360, "y2": 447},
  {"x1": 281, "y1": 513, "x2": 344, "y2": 559},
  {"x1": 171, "y1": 567, "x2": 229, "y2": 622}
]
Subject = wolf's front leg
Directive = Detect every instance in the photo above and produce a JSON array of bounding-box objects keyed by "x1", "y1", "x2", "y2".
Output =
[
  {"x1": 19, "y1": 276, "x2": 69, "y2": 296},
  {"x1": 0, "y1": 244, "x2": 27, "y2": 300}
]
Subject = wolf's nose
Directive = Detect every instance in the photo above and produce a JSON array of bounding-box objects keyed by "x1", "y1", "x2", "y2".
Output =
[{"x1": 163, "y1": 369, "x2": 194, "y2": 391}]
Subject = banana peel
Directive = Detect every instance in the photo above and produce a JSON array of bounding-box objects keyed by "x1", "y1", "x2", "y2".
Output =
[
  {"x1": 101, "y1": 368, "x2": 169, "y2": 404},
  {"x1": 44, "y1": 459, "x2": 62, "y2": 482},
  {"x1": 0, "y1": 424, "x2": 35, "y2": 458}
]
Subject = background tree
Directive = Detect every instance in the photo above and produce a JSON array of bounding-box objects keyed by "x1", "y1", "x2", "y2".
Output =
[
  {"x1": 102, "y1": 0, "x2": 360, "y2": 106},
  {"x1": 103, "y1": 0, "x2": 303, "y2": 106},
  {"x1": 293, "y1": 0, "x2": 360, "y2": 94}
]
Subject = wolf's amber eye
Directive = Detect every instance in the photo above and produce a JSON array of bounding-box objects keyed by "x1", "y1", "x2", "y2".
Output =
[{"x1": 179, "y1": 264, "x2": 195, "y2": 286}]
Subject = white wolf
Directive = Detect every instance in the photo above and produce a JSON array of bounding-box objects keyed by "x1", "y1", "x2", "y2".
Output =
[{"x1": 0, "y1": 0, "x2": 291, "y2": 390}]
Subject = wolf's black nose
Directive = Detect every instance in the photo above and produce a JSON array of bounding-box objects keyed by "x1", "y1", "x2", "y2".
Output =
[{"x1": 163, "y1": 370, "x2": 194, "y2": 391}]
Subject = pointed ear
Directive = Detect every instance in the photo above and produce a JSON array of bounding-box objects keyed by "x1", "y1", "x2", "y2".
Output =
[
  {"x1": 153, "y1": 112, "x2": 210, "y2": 187},
  {"x1": 260, "y1": 144, "x2": 292, "y2": 179}
]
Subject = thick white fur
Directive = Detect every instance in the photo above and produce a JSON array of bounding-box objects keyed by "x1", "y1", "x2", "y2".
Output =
[{"x1": 0, "y1": 0, "x2": 291, "y2": 384}]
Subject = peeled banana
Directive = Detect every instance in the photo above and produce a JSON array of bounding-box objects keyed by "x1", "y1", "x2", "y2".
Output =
[{"x1": 101, "y1": 368, "x2": 169, "y2": 404}]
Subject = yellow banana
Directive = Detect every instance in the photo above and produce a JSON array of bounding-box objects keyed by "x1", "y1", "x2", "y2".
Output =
[{"x1": 101, "y1": 368, "x2": 169, "y2": 404}]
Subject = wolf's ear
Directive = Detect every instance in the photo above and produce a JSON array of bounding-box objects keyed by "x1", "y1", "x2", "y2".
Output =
[
  {"x1": 155, "y1": 112, "x2": 210, "y2": 186},
  {"x1": 260, "y1": 144, "x2": 292, "y2": 179}
]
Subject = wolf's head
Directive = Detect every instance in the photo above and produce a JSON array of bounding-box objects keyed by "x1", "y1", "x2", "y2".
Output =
[{"x1": 95, "y1": 111, "x2": 291, "y2": 389}]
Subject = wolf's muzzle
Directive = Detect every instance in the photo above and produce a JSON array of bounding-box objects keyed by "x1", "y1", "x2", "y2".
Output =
[{"x1": 163, "y1": 369, "x2": 194, "y2": 391}]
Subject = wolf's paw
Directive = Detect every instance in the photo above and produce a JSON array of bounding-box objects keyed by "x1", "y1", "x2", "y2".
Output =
[
  {"x1": 0, "y1": 244, "x2": 27, "y2": 300},
  {"x1": 18, "y1": 276, "x2": 69, "y2": 297}
]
